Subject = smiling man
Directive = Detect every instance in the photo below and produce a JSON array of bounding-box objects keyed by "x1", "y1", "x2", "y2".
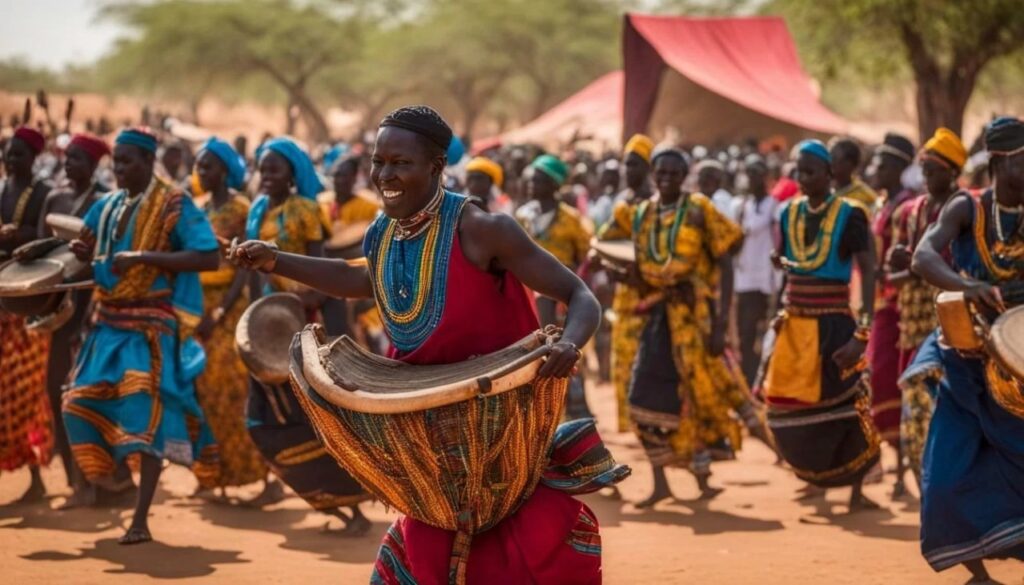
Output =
[{"x1": 230, "y1": 105, "x2": 626, "y2": 584}]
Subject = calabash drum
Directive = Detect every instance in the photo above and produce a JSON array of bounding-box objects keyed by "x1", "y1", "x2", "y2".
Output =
[
  {"x1": 289, "y1": 324, "x2": 571, "y2": 580},
  {"x1": 235, "y1": 293, "x2": 305, "y2": 385},
  {"x1": 324, "y1": 220, "x2": 371, "y2": 260},
  {"x1": 0, "y1": 240, "x2": 93, "y2": 325}
]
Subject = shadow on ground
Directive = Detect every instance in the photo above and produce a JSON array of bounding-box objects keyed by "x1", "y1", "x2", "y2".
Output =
[
  {"x1": 21, "y1": 538, "x2": 247, "y2": 579},
  {"x1": 173, "y1": 497, "x2": 381, "y2": 564}
]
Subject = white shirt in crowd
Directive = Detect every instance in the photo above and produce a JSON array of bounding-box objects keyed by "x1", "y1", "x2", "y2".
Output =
[
  {"x1": 711, "y1": 188, "x2": 738, "y2": 221},
  {"x1": 732, "y1": 195, "x2": 782, "y2": 295}
]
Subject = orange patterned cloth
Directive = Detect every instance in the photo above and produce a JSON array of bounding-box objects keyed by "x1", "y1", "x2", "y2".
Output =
[
  {"x1": 0, "y1": 312, "x2": 52, "y2": 471},
  {"x1": 197, "y1": 194, "x2": 267, "y2": 486}
]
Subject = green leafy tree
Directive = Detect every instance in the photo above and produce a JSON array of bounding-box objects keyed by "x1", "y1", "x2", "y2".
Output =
[
  {"x1": 765, "y1": 0, "x2": 1024, "y2": 138},
  {"x1": 97, "y1": 0, "x2": 363, "y2": 140}
]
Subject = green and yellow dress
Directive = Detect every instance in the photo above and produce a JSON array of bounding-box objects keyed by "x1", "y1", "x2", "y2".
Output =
[{"x1": 619, "y1": 192, "x2": 746, "y2": 473}]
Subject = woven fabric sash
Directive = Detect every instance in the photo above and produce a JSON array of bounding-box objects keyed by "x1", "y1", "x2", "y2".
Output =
[{"x1": 783, "y1": 275, "x2": 851, "y2": 316}]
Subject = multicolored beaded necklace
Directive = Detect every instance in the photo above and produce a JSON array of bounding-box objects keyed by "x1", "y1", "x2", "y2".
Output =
[
  {"x1": 635, "y1": 194, "x2": 689, "y2": 268},
  {"x1": 784, "y1": 193, "x2": 842, "y2": 272},
  {"x1": 366, "y1": 190, "x2": 466, "y2": 352}
]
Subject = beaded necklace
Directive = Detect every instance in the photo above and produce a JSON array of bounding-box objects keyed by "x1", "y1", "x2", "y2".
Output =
[
  {"x1": 367, "y1": 191, "x2": 466, "y2": 352},
  {"x1": 784, "y1": 193, "x2": 842, "y2": 272},
  {"x1": 643, "y1": 195, "x2": 689, "y2": 267},
  {"x1": 975, "y1": 192, "x2": 1024, "y2": 281},
  {"x1": 1, "y1": 178, "x2": 38, "y2": 226}
]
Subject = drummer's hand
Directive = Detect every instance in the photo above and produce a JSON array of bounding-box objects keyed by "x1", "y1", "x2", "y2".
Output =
[
  {"x1": 539, "y1": 341, "x2": 581, "y2": 379},
  {"x1": 887, "y1": 244, "x2": 912, "y2": 273},
  {"x1": 195, "y1": 314, "x2": 215, "y2": 342},
  {"x1": 229, "y1": 240, "x2": 278, "y2": 273},
  {"x1": 965, "y1": 282, "x2": 1006, "y2": 313},
  {"x1": 770, "y1": 251, "x2": 784, "y2": 271},
  {"x1": 112, "y1": 251, "x2": 147, "y2": 274},
  {"x1": 69, "y1": 238, "x2": 94, "y2": 262},
  {"x1": 0, "y1": 224, "x2": 15, "y2": 241},
  {"x1": 831, "y1": 338, "x2": 866, "y2": 371}
]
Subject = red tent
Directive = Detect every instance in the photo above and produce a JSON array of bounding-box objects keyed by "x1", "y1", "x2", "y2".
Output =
[
  {"x1": 499, "y1": 70, "x2": 623, "y2": 150},
  {"x1": 623, "y1": 14, "x2": 848, "y2": 145}
]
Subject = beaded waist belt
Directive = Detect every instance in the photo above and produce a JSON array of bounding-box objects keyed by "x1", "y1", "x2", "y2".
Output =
[{"x1": 784, "y1": 275, "x2": 851, "y2": 316}]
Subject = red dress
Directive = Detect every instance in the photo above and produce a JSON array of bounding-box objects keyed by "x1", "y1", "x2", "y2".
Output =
[
  {"x1": 373, "y1": 230, "x2": 603, "y2": 585},
  {"x1": 867, "y1": 189, "x2": 914, "y2": 443}
]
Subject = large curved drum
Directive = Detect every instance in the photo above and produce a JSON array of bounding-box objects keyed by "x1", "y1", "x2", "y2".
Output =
[
  {"x1": 235, "y1": 292, "x2": 305, "y2": 385},
  {"x1": 591, "y1": 238, "x2": 635, "y2": 268},
  {"x1": 324, "y1": 220, "x2": 371, "y2": 260},
  {"x1": 289, "y1": 324, "x2": 569, "y2": 533},
  {"x1": 45, "y1": 213, "x2": 85, "y2": 240}
]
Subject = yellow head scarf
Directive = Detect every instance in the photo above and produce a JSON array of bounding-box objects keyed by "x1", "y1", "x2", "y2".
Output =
[
  {"x1": 923, "y1": 127, "x2": 967, "y2": 170},
  {"x1": 624, "y1": 134, "x2": 654, "y2": 163},
  {"x1": 466, "y1": 156, "x2": 504, "y2": 187}
]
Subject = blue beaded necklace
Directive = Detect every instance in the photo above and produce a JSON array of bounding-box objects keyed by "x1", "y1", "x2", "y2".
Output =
[{"x1": 365, "y1": 190, "x2": 466, "y2": 352}]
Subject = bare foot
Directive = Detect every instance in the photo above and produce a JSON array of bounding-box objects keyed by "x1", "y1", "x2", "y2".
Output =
[
  {"x1": 698, "y1": 485, "x2": 725, "y2": 501},
  {"x1": 796, "y1": 484, "x2": 826, "y2": 501},
  {"x1": 847, "y1": 493, "x2": 882, "y2": 513},
  {"x1": 862, "y1": 461, "x2": 883, "y2": 485},
  {"x1": 57, "y1": 488, "x2": 97, "y2": 510},
  {"x1": 892, "y1": 479, "x2": 908, "y2": 500},
  {"x1": 323, "y1": 514, "x2": 372, "y2": 537},
  {"x1": 244, "y1": 478, "x2": 286, "y2": 508},
  {"x1": 15, "y1": 472, "x2": 46, "y2": 504},
  {"x1": 634, "y1": 489, "x2": 672, "y2": 509},
  {"x1": 118, "y1": 526, "x2": 153, "y2": 545}
]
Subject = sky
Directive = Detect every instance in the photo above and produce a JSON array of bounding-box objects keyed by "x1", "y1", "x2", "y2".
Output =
[{"x1": 0, "y1": 0, "x2": 123, "y2": 69}]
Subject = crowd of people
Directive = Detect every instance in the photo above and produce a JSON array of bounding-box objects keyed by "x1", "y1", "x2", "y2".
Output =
[{"x1": 0, "y1": 101, "x2": 1022, "y2": 584}]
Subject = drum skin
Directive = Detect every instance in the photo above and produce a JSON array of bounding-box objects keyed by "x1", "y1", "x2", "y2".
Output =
[{"x1": 236, "y1": 293, "x2": 305, "y2": 385}]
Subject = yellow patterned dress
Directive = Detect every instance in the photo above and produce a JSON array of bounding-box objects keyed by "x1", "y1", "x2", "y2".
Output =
[
  {"x1": 620, "y1": 193, "x2": 745, "y2": 472},
  {"x1": 598, "y1": 200, "x2": 645, "y2": 432},
  {"x1": 258, "y1": 196, "x2": 329, "y2": 293},
  {"x1": 196, "y1": 194, "x2": 267, "y2": 487}
]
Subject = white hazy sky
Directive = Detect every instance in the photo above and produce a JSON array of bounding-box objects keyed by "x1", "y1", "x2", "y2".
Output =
[{"x1": 0, "y1": 0, "x2": 123, "y2": 69}]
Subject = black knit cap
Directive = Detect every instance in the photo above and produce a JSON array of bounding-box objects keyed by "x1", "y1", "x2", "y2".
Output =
[
  {"x1": 984, "y1": 116, "x2": 1024, "y2": 156},
  {"x1": 379, "y1": 105, "x2": 453, "y2": 151}
]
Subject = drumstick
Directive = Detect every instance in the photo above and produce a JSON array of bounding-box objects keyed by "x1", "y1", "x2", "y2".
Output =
[{"x1": 22, "y1": 98, "x2": 31, "y2": 126}]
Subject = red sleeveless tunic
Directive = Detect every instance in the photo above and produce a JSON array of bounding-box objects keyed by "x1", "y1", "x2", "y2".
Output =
[
  {"x1": 392, "y1": 231, "x2": 540, "y2": 365},
  {"x1": 375, "y1": 228, "x2": 601, "y2": 585}
]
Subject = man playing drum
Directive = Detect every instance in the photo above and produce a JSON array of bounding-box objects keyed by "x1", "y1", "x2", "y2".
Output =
[
  {"x1": 0, "y1": 126, "x2": 54, "y2": 502},
  {"x1": 911, "y1": 116, "x2": 1024, "y2": 581},
  {"x1": 230, "y1": 105, "x2": 623, "y2": 584}
]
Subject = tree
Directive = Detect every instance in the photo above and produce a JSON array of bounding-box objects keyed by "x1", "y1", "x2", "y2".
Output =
[
  {"x1": 764, "y1": 0, "x2": 1024, "y2": 139},
  {"x1": 98, "y1": 0, "x2": 363, "y2": 141}
]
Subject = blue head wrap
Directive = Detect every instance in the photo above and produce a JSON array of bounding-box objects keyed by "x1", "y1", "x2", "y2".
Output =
[
  {"x1": 796, "y1": 139, "x2": 831, "y2": 164},
  {"x1": 115, "y1": 128, "x2": 158, "y2": 154},
  {"x1": 247, "y1": 137, "x2": 325, "y2": 241},
  {"x1": 322, "y1": 143, "x2": 349, "y2": 173},
  {"x1": 446, "y1": 135, "x2": 465, "y2": 166},
  {"x1": 198, "y1": 137, "x2": 247, "y2": 191},
  {"x1": 256, "y1": 137, "x2": 324, "y2": 200}
]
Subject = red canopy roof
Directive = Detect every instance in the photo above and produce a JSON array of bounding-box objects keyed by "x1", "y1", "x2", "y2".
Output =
[
  {"x1": 624, "y1": 14, "x2": 847, "y2": 142},
  {"x1": 499, "y1": 70, "x2": 623, "y2": 149}
]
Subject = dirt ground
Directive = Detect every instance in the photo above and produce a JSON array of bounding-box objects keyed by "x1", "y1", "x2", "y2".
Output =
[{"x1": 0, "y1": 381, "x2": 1019, "y2": 584}]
